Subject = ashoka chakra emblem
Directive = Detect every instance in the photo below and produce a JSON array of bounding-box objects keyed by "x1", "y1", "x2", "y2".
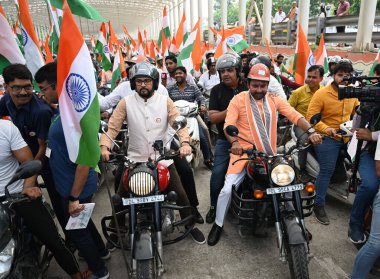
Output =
[
  {"x1": 21, "y1": 28, "x2": 28, "y2": 46},
  {"x1": 103, "y1": 45, "x2": 109, "y2": 54},
  {"x1": 227, "y1": 37, "x2": 236, "y2": 45},
  {"x1": 66, "y1": 73, "x2": 91, "y2": 112}
]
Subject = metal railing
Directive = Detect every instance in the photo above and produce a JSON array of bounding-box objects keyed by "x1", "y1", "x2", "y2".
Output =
[{"x1": 247, "y1": 13, "x2": 380, "y2": 45}]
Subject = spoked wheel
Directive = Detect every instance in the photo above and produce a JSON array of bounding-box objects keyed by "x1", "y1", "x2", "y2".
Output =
[
  {"x1": 287, "y1": 243, "x2": 309, "y2": 279},
  {"x1": 136, "y1": 258, "x2": 156, "y2": 279}
]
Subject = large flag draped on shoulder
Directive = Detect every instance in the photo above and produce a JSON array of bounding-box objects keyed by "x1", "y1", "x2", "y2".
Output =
[
  {"x1": 49, "y1": 0, "x2": 105, "y2": 21},
  {"x1": 95, "y1": 22, "x2": 112, "y2": 71},
  {"x1": 0, "y1": 4, "x2": 26, "y2": 74},
  {"x1": 369, "y1": 49, "x2": 380, "y2": 76},
  {"x1": 18, "y1": 0, "x2": 45, "y2": 75},
  {"x1": 315, "y1": 34, "x2": 328, "y2": 73},
  {"x1": 57, "y1": 0, "x2": 100, "y2": 168},
  {"x1": 293, "y1": 24, "x2": 314, "y2": 84}
]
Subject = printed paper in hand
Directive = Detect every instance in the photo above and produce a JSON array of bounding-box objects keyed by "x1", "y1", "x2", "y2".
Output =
[
  {"x1": 347, "y1": 131, "x2": 358, "y2": 161},
  {"x1": 65, "y1": 203, "x2": 95, "y2": 230}
]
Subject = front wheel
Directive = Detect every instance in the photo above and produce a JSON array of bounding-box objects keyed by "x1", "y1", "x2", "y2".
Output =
[
  {"x1": 288, "y1": 244, "x2": 309, "y2": 279},
  {"x1": 136, "y1": 259, "x2": 156, "y2": 279}
]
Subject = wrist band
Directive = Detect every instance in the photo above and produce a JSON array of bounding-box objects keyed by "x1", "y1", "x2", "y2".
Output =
[
  {"x1": 231, "y1": 140, "x2": 238, "y2": 144},
  {"x1": 181, "y1": 141, "x2": 190, "y2": 146}
]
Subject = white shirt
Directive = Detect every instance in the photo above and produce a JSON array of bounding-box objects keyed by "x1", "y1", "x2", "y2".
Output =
[
  {"x1": 375, "y1": 134, "x2": 380, "y2": 161},
  {"x1": 269, "y1": 75, "x2": 287, "y2": 100},
  {"x1": 321, "y1": 73, "x2": 333, "y2": 87},
  {"x1": 274, "y1": 11, "x2": 286, "y2": 23},
  {"x1": 99, "y1": 81, "x2": 168, "y2": 112},
  {"x1": 167, "y1": 73, "x2": 196, "y2": 87},
  {"x1": 0, "y1": 120, "x2": 28, "y2": 196},
  {"x1": 197, "y1": 71, "x2": 220, "y2": 91}
]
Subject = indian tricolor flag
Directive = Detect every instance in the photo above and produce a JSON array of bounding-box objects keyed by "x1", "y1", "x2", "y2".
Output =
[
  {"x1": 214, "y1": 27, "x2": 228, "y2": 58},
  {"x1": 57, "y1": 0, "x2": 100, "y2": 168},
  {"x1": 158, "y1": 6, "x2": 171, "y2": 51},
  {"x1": 0, "y1": 4, "x2": 26, "y2": 74},
  {"x1": 177, "y1": 19, "x2": 201, "y2": 74},
  {"x1": 315, "y1": 34, "x2": 328, "y2": 73},
  {"x1": 175, "y1": 10, "x2": 188, "y2": 50},
  {"x1": 111, "y1": 45, "x2": 126, "y2": 90},
  {"x1": 293, "y1": 24, "x2": 314, "y2": 84},
  {"x1": 226, "y1": 34, "x2": 249, "y2": 53},
  {"x1": 95, "y1": 22, "x2": 112, "y2": 71},
  {"x1": 17, "y1": 0, "x2": 45, "y2": 75},
  {"x1": 369, "y1": 49, "x2": 380, "y2": 76}
]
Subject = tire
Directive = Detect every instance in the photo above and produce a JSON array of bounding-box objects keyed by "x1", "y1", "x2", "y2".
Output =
[
  {"x1": 288, "y1": 244, "x2": 309, "y2": 279},
  {"x1": 136, "y1": 259, "x2": 156, "y2": 279}
]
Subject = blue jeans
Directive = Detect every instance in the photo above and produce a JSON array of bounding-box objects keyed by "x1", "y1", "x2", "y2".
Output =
[
  {"x1": 199, "y1": 125, "x2": 211, "y2": 161},
  {"x1": 61, "y1": 195, "x2": 107, "y2": 276},
  {"x1": 314, "y1": 137, "x2": 343, "y2": 206},
  {"x1": 350, "y1": 151, "x2": 380, "y2": 228},
  {"x1": 352, "y1": 191, "x2": 380, "y2": 278},
  {"x1": 210, "y1": 139, "x2": 231, "y2": 207}
]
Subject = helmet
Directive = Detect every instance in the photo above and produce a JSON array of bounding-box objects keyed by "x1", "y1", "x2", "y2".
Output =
[
  {"x1": 216, "y1": 53, "x2": 241, "y2": 71},
  {"x1": 328, "y1": 55, "x2": 341, "y2": 64},
  {"x1": 156, "y1": 53, "x2": 163, "y2": 61},
  {"x1": 206, "y1": 57, "x2": 217, "y2": 67},
  {"x1": 130, "y1": 62, "x2": 159, "y2": 91},
  {"x1": 147, "y1": 56, "x2": 156, "y2": 65},
  {"x1": 247, "y1": 63, "x2": 270, "y2": 82},
  {"x1": 157, "y1": 163, "x2": 170, "y2": 192},
  {"x1": 249, "y1": 55, "x2": 272, "y2": 69},
  {"x1": 205, "y1": 50, "x2": 215, "y2": 60}
]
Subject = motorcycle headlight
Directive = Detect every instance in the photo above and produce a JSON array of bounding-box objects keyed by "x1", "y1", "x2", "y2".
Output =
[
  {"x1": 271, "y1": 164, "x2": 295, "y2": 186},
  {"x1": 0, "y1": 238, "x2": 15, "y2": 279},
  {"x1": 129, "y1": 168, "x2": 156, "y2": 196},
  {"x1": 177, "y1": 106, "x2": 190, "y2": 116}
]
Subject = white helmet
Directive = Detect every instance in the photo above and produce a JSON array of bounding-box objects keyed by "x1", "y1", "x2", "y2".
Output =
[{"x1": 328, "y1": 56, "x2": 341, "y2": 64}]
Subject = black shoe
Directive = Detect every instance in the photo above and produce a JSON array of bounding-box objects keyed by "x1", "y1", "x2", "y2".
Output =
[
  {"x1": 206, "y1": 206, "x2": 216, "y2": 224},
  {"x1": 195, "y1": 209, "x2": 204, "y2": 224},
  {"x1": 314, "y1": 205, "x2": 330, "y2": 225},
  {"x1": 105, "y1": 233, "x2": 118, "y2": 252},
  {"x1": 190, "y1": 227, "x2": 206, "y2": 244},
  {"x1": 204, "y1": 160, "x2": 214, "y2": 170},
  {"x1": 348, "y1": 225, "x2": 366, "y2": 244},
  {"x1": 207, "y1": 223, "x2": 223, "y2": 246}
]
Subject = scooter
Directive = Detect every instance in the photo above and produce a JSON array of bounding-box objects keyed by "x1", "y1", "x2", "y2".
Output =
[{"x1": 284, "y1": 118, "x2": 356, "y2": 204}]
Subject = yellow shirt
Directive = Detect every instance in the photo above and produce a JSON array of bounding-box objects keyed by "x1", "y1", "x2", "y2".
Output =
[
  {"x1": 288, "y1": 84, "x2": 316, "y2": 117},
  {"x1": 306, "y1": 83, "x2": 359, "y2": 135}
]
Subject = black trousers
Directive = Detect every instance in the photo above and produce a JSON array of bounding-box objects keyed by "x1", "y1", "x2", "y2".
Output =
[
  {"x1": 173, "y1": 156, "x2": 199, "y2": 207},
  {"x1": 14, "y1": 198, "x2": 79, "y2": 276}
]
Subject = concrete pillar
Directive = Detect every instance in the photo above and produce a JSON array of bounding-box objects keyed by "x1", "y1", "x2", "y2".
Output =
[
  {"x1": 198, "y1": 0, "x2": 203, "y2": 40},
  {"x1": 298, "y1": 0, "x2": 310, "y2": 37},
  {"x1": 185, "y1": 0, "x2": 191, "y2": 31},
  {"x1": 190, "y1": 0, "x2": 196, "y2": 30},
  {"x1": 208, "y1": 0, "x2": 214, "y2": 44},
  {"x1": 178, "y1": 0, "x2": 183, "y2": 25},
  {"x1": 169, "y1": 3, "x2": 175, "y2": 34},
  {"x1": 261, "y1": 0, "x2": 272, "y2": 45},
  {"x1": 353, "y1": 0, "x2": 377, "y2": 51},
  {"x1": 239, "y1": 0, "x2": 247, "y2": 26},
  {"x1": 221, "y1": 0, "x2": 227, "y2": 28},
  {"x1": 173, "y1": 0, "x2": 179, "y2": 33}
]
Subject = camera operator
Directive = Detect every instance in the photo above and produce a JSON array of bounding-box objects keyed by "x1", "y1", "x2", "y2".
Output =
[{"x1": 348, "y1": 64, "x2": 380, "y2": 244}]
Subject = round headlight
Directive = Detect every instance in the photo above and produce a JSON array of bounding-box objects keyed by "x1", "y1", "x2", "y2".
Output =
[
  {"x1": 177, "y1": 106, "x2": 190, "y2": 116},
  {"x1": 129, "y1": 169, "x2": 156, "y2": 196},
  {"x1": 271, "y1": 164, "x2": 295, "y2": 186}
]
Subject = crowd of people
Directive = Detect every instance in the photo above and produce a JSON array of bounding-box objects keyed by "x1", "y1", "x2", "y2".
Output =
[{"x1": 1, "y1": 41, "x2": 380, "y2": 278}]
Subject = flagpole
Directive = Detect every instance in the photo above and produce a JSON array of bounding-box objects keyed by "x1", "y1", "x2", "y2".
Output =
[{"x1": 46, "y1": 0, "x2": 60, "y2": 38}]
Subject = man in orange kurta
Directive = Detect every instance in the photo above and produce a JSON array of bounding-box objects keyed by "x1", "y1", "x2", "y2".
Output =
[{"x1": 207, "y1": 63, "x2": 322, "y2": 246}]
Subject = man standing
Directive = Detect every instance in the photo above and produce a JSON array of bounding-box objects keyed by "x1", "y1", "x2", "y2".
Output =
[
  {"x1": 274, "y1": 6, "x2": 286, "y2": 23},
  {"x1": 205, "y1": 53, "x2": 248, "y2": 224},
  {"x1": 288, "y1": 65, "x2": 324, "y2": 182},
  {"x1": 275, "y1": 54, "x2": 292, "y2": 77},
  {"x1": 164, "y1": 55, "x2": 196, "y2": 87},
  {"x1": 307, "y1": 60, "x2": 359, "y2": 225},
  {"x1": 336, "y1": 0, "x2": 350, "y2": 35},
  {"x1": 207, "y1": 64, "x2": 322, "y2": 246},
  {"x1": 100, "y1": 62, "x2": 206, "y2": 244},
  {"x1": 167, "y1": 66, "x2": 213, "y2": 169}
]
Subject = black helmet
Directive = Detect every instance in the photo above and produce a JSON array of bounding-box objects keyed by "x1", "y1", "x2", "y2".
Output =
[
  {"x1": 216, "y1": 53, "x2": 241, "y2": 72},
  {"x1": 249, "y1": 55, "x2": 272, "y2": 69},
  {"x1": 130, "y1": 62, "x2": 159, "y2": 91}
]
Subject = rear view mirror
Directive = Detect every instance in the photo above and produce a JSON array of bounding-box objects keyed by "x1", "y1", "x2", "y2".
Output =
[
  {"x1": 310, "y1": 113, "x2": 321, "y2": 126},
  {"x1": 100, "y1": 120, "x2": 108, "y2": 133},
  {"x1": 173, "y1": 116, "x2": 187, "y2": 131},
  {"x1": 225, "y1": 125, "x2": 239, "y2": 137}
]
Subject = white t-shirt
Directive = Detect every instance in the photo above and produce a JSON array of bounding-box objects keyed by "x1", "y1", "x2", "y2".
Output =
[
  {"x1": 99, "y1": 81, "x2": 168, "y2": 111},
  {"x1": 274, "y1": 11, "x2": 286, "y2": 23},
  {"x1": 197, "y1": 71, "x2": 220, "y2": 91},
  {"x1": 375, "y1": 136, "x2": 380, "y2": 161},
  {"x1": 269, "y1": 75, "x2": 287, "y2": 100},
  {"x1": 0, "y1": 120, "x2": 28, "y2": 196}
]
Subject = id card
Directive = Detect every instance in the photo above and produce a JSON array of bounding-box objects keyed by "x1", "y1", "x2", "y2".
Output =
[{"x1": 45, "y1": 147, "x2": 51, "y2": 158}]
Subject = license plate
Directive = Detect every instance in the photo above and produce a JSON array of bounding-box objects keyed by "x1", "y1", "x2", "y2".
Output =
[
  {"x1": 266, "y1": 184, "x2": 304, "y2": 195},
  {"x1": 122, "y1": 195, "x2": 164, "y2": 206}
]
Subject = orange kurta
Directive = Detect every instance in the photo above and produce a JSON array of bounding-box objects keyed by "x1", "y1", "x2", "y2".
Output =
[{"x1": 224, "y1": 91, "x2": 303, "y2": 174}]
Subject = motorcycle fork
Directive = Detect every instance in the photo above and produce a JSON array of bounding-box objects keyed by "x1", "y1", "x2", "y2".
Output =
[
  {"x1": 293, "y1": 191, "x2": 309, "y2": 250},
  {"x1": 153, "y1": 200, "x2": 164, "y2": 275},
  {"x1": 271, "y1": 193, "x2": 286, "y2": 262},
  {"x1": 129, "y1": 200, "x2": 137, "y2": 273}
]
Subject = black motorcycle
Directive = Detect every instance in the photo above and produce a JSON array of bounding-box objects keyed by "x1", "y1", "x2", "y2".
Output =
[
  {"x1": 0, "y1": 160, "x2": 54, "y2": 278},
  {"x1": 225, "y1": 125, "x2": 316, "y2": 279},
  {"x1": 101, "y1": 117, "x2": 195, "y2": 279}
]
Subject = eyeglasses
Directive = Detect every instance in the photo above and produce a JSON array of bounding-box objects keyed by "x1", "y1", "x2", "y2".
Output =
[
  {"x1": 9, "y1": 85, "x2": 33, "y2": 93},
  {"x1": 39, "y1": 83, "x2": 56, "y2": 93},
  {"x1": 135, "y1": 79, "x2": 153, "y2": 86}
]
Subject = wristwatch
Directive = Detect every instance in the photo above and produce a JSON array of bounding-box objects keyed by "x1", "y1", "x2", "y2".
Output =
[
  {"x1": 307, "y1": 128, "x2": 316, "y2": 135},
  {"x1": 68, "y1": 195, "x2": 79, "y2": 202}
]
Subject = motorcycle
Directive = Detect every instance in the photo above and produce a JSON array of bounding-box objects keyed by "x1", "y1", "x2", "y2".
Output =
[
  {"x1": 225, "y1": 122, "x2": 317, "y2": 279},
  {"x1": 0, "y1": 160, "x2": 54, "y2": 278},
  {"x1": 285, "y1": 116, "x2": 356, "y2": 204},
  {"x1": 101, "y1": 116, "x2": 196, "y2": 279},
  {"x1": 173, "y1": 100, "x2": 201, "y2": 169}
]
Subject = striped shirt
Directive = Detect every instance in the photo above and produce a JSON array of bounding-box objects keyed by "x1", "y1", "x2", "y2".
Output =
[{"x1": 167, "y1": 83, "x2": 206, "y2": 106}]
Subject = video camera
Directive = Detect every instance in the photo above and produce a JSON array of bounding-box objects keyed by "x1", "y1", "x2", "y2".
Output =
[{"x1": 338, "y1": 76, "x2": 380, "y2": 102}]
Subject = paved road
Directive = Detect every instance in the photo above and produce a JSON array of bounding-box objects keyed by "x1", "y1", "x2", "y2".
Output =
[{"x1": 47, "y1": 164, "x2": 376, "y2": 279}]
